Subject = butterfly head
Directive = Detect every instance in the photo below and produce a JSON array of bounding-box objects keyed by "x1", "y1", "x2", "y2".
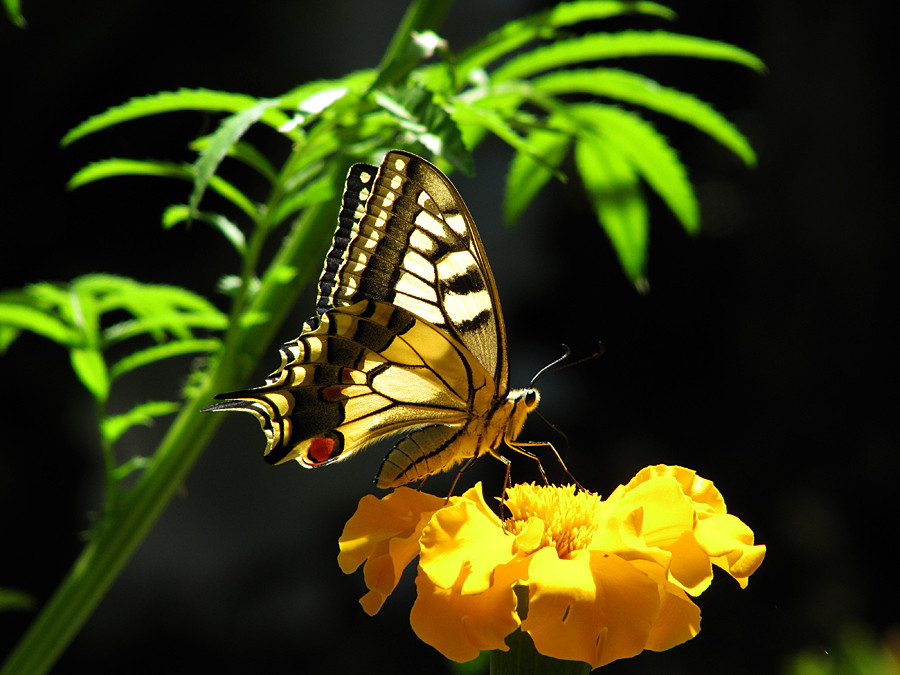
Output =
[{"x1": 506, "y1": 387, "x2": 540, "y2": 442}]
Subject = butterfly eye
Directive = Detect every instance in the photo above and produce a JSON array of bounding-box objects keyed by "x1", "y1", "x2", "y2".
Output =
[{"x1": 525, "y1": 389, "x2": 539, "y2": 408}]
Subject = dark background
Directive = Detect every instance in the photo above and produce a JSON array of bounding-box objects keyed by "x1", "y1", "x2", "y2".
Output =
[{"x1": 1, "y1": 1, "x2": 894, "y2": 673}]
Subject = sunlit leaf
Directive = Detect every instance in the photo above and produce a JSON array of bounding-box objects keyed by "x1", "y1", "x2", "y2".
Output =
[
  {"x1": 61, "y1": 89, "x2": 295, "y2": 146},
  {"x1": 68, "y1": 159, "x2": 191, "y2": 191},
  {"x1": 191, "y1": 137, "x2": 278, "y2": 183},
  {"x1": 451, "y1": 102, "x2": 533, "y2": 161},
  {"x1": 493, "y1": 31, "x2": 766, "y2": 83},
  {"x1": 101, "y1": 400, "x2": 181, "y2": 445},
  {"x1": 533, "y1": 68, "x2": 756, "y2": 166},
  {"x1": 0, "y1": 301, "x2": 78, "y2": 346},
  {"x1": 373, "y1": 86, "x2": 472, "y2": 175},
  {"x1": 109, "y1": 338, "x2": 221, "y2": 380},
  {"x1": 102, "y1": 312, "x2": 228, "y2": 345},
  {"x1": 459, "y1": 1, "x2": 676, "y2": 78},
  {"x1": 70, "y1": 347, "x2": 109, "y2": 402},
  {"x1": 268, "y1": 175, "x2": 341, "y2": 229},
  {"x1": 573, "y1": 103, "x2": 698, "y2": 233},
  {"x1": 163, "y1": 205, "x2": 247, "y2": 254},
  {"x1": 188, "y1": 100, "x2": 278, "y2": 216},
  {"x1": 504, "y1": 126, "x2": 572, "y2": 224},
  {"x1": 371, "y1": 0, "x2": 453, "y2": 90},
  {"x1": 575, "y1": 134, "x2": 648, "y2": 288}
]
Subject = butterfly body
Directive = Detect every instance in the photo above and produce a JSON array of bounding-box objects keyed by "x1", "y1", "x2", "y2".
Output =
[{"x1": 209, "y1": 151, "x2": 538, "y2": 488}]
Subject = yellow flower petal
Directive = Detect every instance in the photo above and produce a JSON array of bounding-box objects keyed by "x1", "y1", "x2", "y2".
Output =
[
  {"x1": 337, "y1": 487, "x2": 444, "y2": 614},
  {"x1": 522, "y1": 548, "x2": 661, "y2": 669},
  {"x1": 410, "y1": 560, "x2": 523, "y2": 662},
  {"x1": 337, "y1": 465, "x2": 765, "y2": 667},
  {"x1": 607, "y1": 475, "x2": 696, "y2": 548},
  {"x1": 665, "y1": 530, "x2": 715, "y2": 596},
  {"x1": 419, "y1": 484, "x2": 513, "y2": 595},
  {"x1": 623, "y1": 465, "x2": 726, "y2": 516},
  {"x1": 629, "y1": 559, "x2": 702, "y2": 651},
  {"x1": 695, "y1": 514, "x2": 767, "y2": 587}
]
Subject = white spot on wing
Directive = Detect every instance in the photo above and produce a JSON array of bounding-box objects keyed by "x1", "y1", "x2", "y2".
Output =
[
  {"x1": 402, "y1": 249, "x2": 436, "y2": 282},
  {"x1": 415, "y1": 209, "x2": 446, "y2": 237},
  {"x1": 443, "y1": 288, "x2": 491, "y2": 325},
  {"x1": 436, "y1": 250, "x2": 478, "y2": 280},
  {"x1": 394, "y1": 295, "x2": 445, "y2": 325},
  {"x1": 445, "y1": 213, "x2": 467, "y2": 236},
  {"x1": 410, "y1": 229, "x2": 436, "y2": 255},
  {"x1": 395, "y1": 271, "x2": 438, "y2": 303}
]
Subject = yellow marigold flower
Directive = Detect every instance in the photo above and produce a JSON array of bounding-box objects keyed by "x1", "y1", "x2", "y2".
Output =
[{"x1": 337, "y1": 465, "x2": 766, "y2": 669}]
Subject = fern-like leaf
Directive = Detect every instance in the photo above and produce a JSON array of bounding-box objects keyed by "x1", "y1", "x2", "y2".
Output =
[
  {"x1": 504, "y1": 126, "x2": 572, "y2": 224},
  {"x1": 101, "y1": 400, "x2": 182, "y2": 445},
  {"x1": 458, "y1": 1, "x2": 676, "y2": 79},
  {"x1": 575, "y1": 134, "x2": 649, "y2": 288},
  {"x1": 572, "y1": 103, "x2": 698, "y2": 233},
  {"x1": 61, "y1": 89, "x2": 296, "y2": 146},
  {"x1": 533, "y1": 68, "x2": 756, "y2": 166},
  {"x1": 493, "y1": 30, "x2": 765, "y2": 83}
]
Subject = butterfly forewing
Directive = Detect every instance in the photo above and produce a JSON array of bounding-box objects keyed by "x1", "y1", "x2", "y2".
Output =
[{"x1": 316, "y1": 151, "x2": 509, "y2": 392}]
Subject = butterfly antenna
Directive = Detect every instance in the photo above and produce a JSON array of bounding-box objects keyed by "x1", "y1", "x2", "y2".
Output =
[{"x1": 530, "y1": 342, "x2": 605, "y2": 387}]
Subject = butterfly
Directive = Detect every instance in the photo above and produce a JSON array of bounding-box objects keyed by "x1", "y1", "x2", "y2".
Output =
[{"x1": 207, "y1": 150, "x2": 546, "y2": 489}]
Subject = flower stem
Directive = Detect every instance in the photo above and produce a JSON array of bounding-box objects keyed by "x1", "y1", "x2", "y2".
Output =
[{"x1": 491, "y1": 630, "x2": 591, "y2": 675}]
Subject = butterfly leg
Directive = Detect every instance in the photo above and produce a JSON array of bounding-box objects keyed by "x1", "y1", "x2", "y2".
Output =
[
  {"x1": 507, "y1": 440, "x2": 585, "y2": 491},
  {"x1": 445, "y1": 454, "x2": 479, "y2": 501}
]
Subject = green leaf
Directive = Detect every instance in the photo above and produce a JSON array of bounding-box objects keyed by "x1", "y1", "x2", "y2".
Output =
[
  {"x1": 575, "y1": 134, "x2": 648, "y2": 288},
  {"x1": 3, "y1": 0, "x2": 25, "y2": 28},
  {"x1": 67, "y1": 159, "x2": 192, "y2": 190},
  {"x1": 459, "y1": 1, "x2": 676, "y2": 78},
  {"x1": 573, "y1": 103, "x2": 698, "y2": 233},
  {"x1": 61, "y1": 89, "x2": 295, "y2": 146},
  {"x1": 268, "y1": 174, "x2": 341, "y2": 229},
  {"x1": 533, "y1": 68, "x2": 756, "y2": 166},
  {"x1": 373, "y1": 86, "x2": 473, "y2": 174},
  {"x1": 0, "y1": 587, "x2": 35, "y2": 613},
  {"x1": 162, "y1": 205, "x2": 247, "y2": 255},
  {"x1": 450, "y1": 102, "x2": 535, "y2": 161},
  {"x1": 493, "y1": 30, "x2": 766, "y2": 83},
  {"x1": 188, "y1": 99, "x2": 278, "y2": 216},
  {"x1": 70, "y1": 347, "x2": 109, "y2": 403},
  {"x1": 111, "y1": 455, "x2": 153, "y2": 482},
  {"x1": 109, "y1": 338, "x2": 220, "y2": 380},
  {"x1": 0, "y1": 301, "x2": 79, "y2": 346},
  {"x1": 190, "y1": 137, "x2": 278, "y2": 183},
  {"x1": 504, "y1": 126, "x2": 572, "y2": 224},
  {"x1": 102, "y1": 312, "x2": 228, "y2": 345},
  {"x1": 101, "y1": 400, "x2": 181, "y2": 445}
]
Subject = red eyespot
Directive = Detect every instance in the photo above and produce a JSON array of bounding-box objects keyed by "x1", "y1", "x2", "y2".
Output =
[{"x1": 307, "y1": 437, "x2": 335, "y2": 464}]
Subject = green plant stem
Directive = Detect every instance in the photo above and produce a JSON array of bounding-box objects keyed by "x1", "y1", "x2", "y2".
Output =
[
  {"x1": 2, "y1": 1, "x2": 455, "y2": 670},
  {"x1": 0, "y1": 197, "x2": 339, "y2": 675}
]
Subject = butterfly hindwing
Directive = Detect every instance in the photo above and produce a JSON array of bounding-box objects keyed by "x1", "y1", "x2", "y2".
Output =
[{"x1": 212, "y1": 299, "x2": 494, "y2": 471}]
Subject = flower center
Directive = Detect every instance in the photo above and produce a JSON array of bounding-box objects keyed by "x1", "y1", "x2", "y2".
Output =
[{"x1": 504, "y1": 483, "x2": 604, "y2": 558}]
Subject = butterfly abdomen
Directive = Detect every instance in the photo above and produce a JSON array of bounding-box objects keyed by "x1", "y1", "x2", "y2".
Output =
[{"x1": 375, "y1": 387, "x2": 540, "y2": 488}]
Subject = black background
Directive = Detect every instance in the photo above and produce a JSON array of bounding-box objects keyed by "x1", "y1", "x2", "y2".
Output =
[{"x1": 1, "y1": 1, "x2": 895, "y2": 673}]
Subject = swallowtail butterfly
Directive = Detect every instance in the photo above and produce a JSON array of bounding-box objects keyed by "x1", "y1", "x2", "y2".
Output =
[{"x1": 207, "y1": 151, "x2": 542, "y2": 488}]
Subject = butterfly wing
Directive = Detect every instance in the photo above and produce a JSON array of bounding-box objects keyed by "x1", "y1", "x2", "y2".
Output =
[
  {"x1": 315, "y1": 150, "x2": 510, "y2": 393},
  {"x1": 209, "y1": 151, "x2": 522, "y2": 486},
  {"x1": 211, "y1": 299, "x2": 494, "y2": 469}
]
